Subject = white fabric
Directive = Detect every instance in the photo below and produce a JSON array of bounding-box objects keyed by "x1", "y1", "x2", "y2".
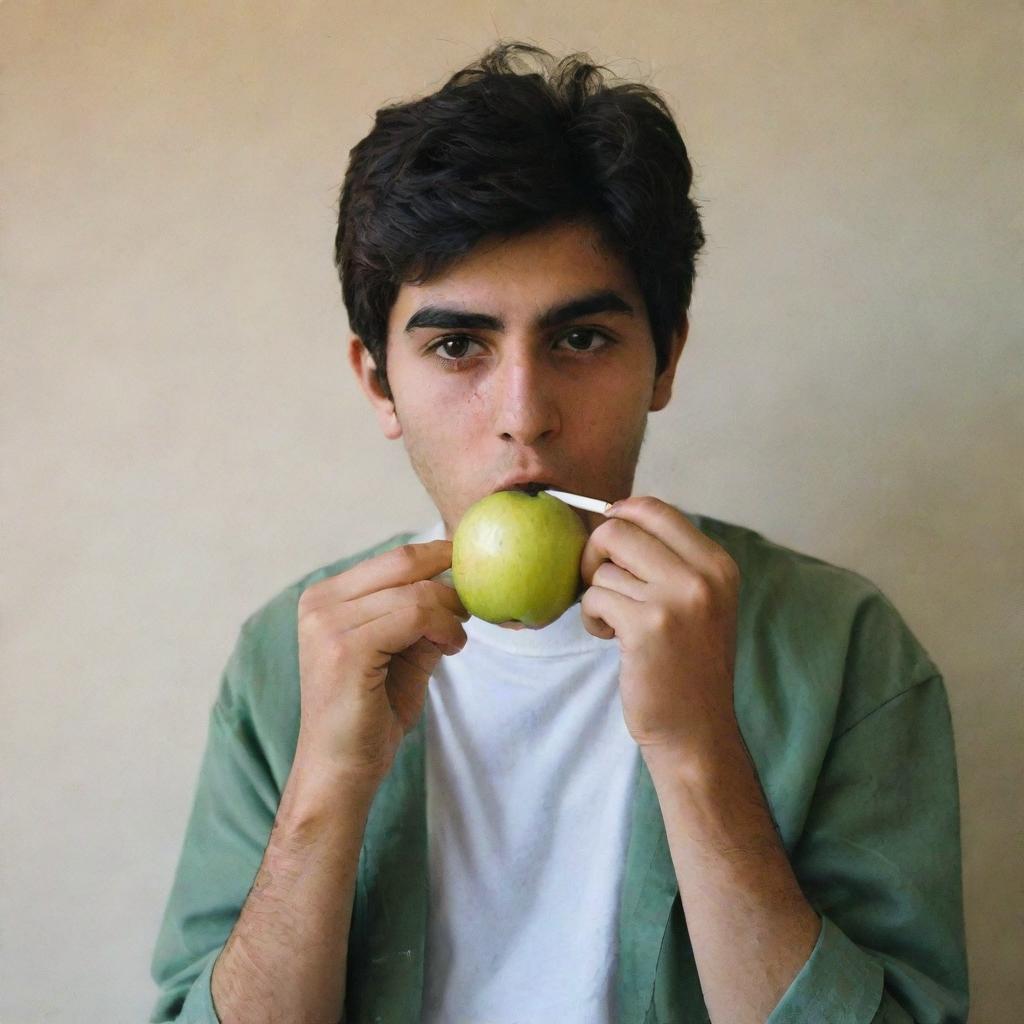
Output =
[{"x1": 411, "y1": 519, "x2": 641, "y2": 1024}]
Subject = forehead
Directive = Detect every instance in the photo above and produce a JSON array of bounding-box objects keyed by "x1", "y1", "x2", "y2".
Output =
[{"x1": 388, "y1": 220, "x2": 640, "y2": 326}]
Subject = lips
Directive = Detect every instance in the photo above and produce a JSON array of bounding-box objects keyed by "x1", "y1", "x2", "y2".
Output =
[{"x1": 492, "y1": 475, "x2": 560, "y2": 496}]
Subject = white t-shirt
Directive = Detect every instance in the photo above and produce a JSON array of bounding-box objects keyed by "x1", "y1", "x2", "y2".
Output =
[{"x1": 411, "y1": 519, "x2": 641, "y2": 1024}]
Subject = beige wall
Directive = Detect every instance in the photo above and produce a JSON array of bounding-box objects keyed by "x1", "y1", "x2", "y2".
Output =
[{"x1": 3, "y1": 2, "x2": 1021, "y2": 1020}]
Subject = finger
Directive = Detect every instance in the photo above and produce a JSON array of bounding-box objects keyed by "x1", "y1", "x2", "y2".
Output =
[
  {"x1": 390, "y1": 636, "x2": 453, "y2": 676},
  {"x1": 330, "y1": 579, "x2": 470, "y2": 633},
  {"x1": 301, "y1": 541, "x2": 454, "y2": 609},
  {"x1": 592, "y1": 559, "x2": 648, "y2": 601},
  {"x1": 580, "y1": 583, "x2": 641, "y2": 641},
  {"x1": 607, "y1": 497, "x2": 728, "y2": 569},
  {"x1": 351, "y1": 604, "x2": 469, "y2": 684},
  {"x1": 580, "y1": 517, "x2": 684, "y2": 589}
]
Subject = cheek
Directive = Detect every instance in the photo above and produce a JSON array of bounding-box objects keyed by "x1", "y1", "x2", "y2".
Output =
[
  {"x1": 416, "y1": 388, "x2": 481, "y2": 452},
  {"x1": 407, "y1": 376, "x2": 476, "y2": 423},
  {"x1": 438, "y1": 381, "x2": 488, "y2": 433},
  {"x1": 578, "y1": 395, "x2": 646, "y2": 442}
]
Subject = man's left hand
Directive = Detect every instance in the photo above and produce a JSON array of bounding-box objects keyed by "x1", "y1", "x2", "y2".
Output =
[{"x1": 579, "y1": 496, "x2": 743, "y2": 762}]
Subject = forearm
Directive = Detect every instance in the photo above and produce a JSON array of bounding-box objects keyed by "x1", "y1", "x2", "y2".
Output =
[
  {"x1": 210, "y1": 753, "x2": 378, "y2": 1024},
  {"x1": 643, "y1": 731, "x2": 820, "y2": 1024}
]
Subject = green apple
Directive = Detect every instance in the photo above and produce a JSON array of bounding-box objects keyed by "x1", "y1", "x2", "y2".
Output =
[{"x1": 452, "y1": 489, "x2": 589, "y2": 628}]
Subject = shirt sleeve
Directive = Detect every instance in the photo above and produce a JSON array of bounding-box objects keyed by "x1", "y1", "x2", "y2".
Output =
[
  {"x1": 148, "y1": 625, "x2": 281, "y2": 1023},
  {"x1": 767, "y1": 675, "x2": 970, "y2": 1023}
]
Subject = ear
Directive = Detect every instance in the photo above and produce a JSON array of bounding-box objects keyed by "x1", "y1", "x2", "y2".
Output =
[
  {"x1": 349, "y1": 337, "x2": 402, "y2": 440},
  {"x1": 649, "y1": 318, "x2": 689, "y2": 412}
]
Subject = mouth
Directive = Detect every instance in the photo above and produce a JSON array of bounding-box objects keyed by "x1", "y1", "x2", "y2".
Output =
[
  {"x1": 511, "y1": 481, "x2": 550, "y2": 496},
  {"x1": 496, "y1": 479, "x2": 556, "y2": 496}
]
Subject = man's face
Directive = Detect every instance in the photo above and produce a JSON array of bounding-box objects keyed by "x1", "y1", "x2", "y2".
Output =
[{"x1": 351, "y1": 219, "x2": 686, "y2": 540}]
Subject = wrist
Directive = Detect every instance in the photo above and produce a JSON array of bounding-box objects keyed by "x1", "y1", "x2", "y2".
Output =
[
  {"x1": 280, "y1": 749, "x2": 381, "y2": 840},
  {"x1": 641, "y1": 726, "x2": 784, "y2": 859},
  {"x1": 640, "y1": 718, "x2": 748, "y2": 787},
  {"x1": 292, "y1": 731, "x2": 391, "y2": 793}
]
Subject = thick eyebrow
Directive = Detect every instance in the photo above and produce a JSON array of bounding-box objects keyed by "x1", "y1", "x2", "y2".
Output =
[{"x1": 403, "y1": 288, "x2": 635, "y2": 334}]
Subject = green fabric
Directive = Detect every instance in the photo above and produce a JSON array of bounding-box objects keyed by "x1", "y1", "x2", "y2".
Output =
[{"x1": 149, "y1": 515, "x2": 969, "y2": 1023}]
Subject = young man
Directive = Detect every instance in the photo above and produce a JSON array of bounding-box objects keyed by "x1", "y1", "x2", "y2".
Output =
[{"x1": 150, "y1": 43, "x2": 968, "y2": 1023}]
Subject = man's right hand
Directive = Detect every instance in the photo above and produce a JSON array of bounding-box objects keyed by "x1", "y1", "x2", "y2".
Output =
[
  {"x1": 293, "y1": 539, "x2": 470, "y2": 787},
  {"x1": 210, "y1": 540, "x2": 467, "y2": 1022}
]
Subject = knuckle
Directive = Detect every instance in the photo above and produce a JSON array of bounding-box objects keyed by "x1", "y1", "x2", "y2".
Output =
[
  {"x1": 407, "y1": 603, "x2": 432, "y2": 630},
  {"x1": 298, "y1": 603, "x2": 329, "y2": 634},
  {"x1": 687, "y1": 574, "x2": 715, "y2": 605},
  {"x1": 393, "y1": 543, "x2": 418, "y2": 567},
  {"x1": 297, "y1": 582, "x2": 323, "y2": 615},
  {"x1": 323, "y1": 632, "x2": 349, "y2": 661},
  {"x1": 647, "y1": 604, "x2": 673, "y2": 633},
  {"x1": 599, "y1": 517, "x2": 624, "y2": 540},
  {"x1": 718, "y1": 554, "x2": 741, "y2": 586}
]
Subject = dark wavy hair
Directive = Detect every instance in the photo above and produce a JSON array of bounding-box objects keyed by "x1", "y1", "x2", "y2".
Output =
[{"x1": 334, "y1": 41, "x2": 705, "y2": 401}]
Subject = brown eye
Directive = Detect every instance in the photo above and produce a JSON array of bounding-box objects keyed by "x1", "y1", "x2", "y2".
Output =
[
  {"x1": 440, "y1": 337, "x2": 471, "y2": 358},
  {"x1": 431, "y1": 336, "x2": 479, "y2": 361},
  {"x1": 561, "y1": 328, "x2": 610, "y2": 351}
]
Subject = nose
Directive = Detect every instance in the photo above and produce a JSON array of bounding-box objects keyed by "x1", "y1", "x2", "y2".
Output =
[{"x1": 491, "y1": 351, "x2": 560, "y2": 447}]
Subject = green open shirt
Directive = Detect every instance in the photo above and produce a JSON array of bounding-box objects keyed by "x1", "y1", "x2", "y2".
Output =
[{"x1": 150, "y1": 514, "x2": 969, "y2": 1022}]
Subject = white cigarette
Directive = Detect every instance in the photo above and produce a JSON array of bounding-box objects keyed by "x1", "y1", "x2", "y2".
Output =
[{"x1": 543, "y1": 488, "x2": 614, "y2": 515}]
